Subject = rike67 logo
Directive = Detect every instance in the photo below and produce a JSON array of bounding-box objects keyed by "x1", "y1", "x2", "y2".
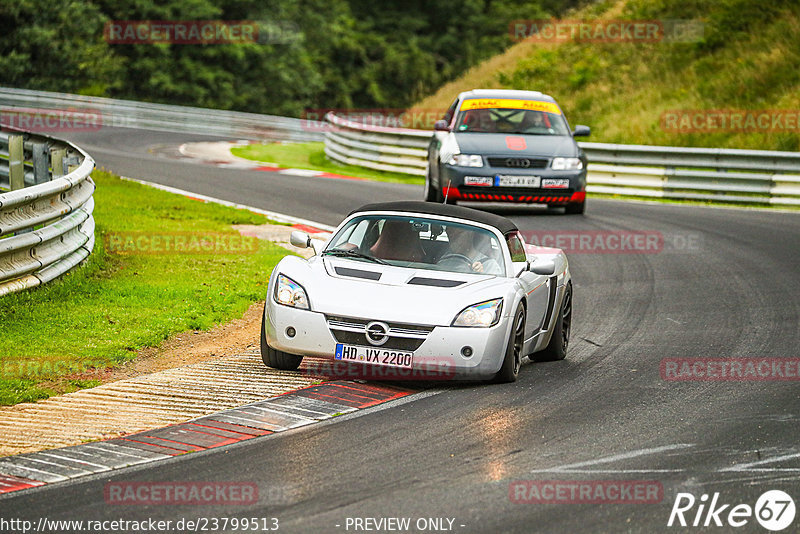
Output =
[{"x1": 668, "y1": 490, "x2": 795, "y2": 531}]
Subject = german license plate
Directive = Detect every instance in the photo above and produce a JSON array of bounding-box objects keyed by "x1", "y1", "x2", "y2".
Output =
[
  {"x1": 496, "y1": 175, "x2": 541, "y2": 187},
  {"x1": 335, "y1": 344, "x2": 413, "y2": 369}
]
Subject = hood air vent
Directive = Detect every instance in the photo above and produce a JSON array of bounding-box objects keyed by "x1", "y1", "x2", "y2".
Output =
[
  {"x1": 407, "y1": 277, "x2": 465, "y2": 288},
  {"x1": 334, "y1": 266, "x2": 382, "y2": 281}
]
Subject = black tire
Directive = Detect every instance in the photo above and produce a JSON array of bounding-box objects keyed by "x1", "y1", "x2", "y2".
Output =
[
  {"x1": 435, "y1": 179, "x2": 446, "y2": 203},
  {"x1": 260, "y1": 304, "x2": 303, "y2": 371},
  {"x1": 533, "y1": 283, "x2": 572, "y2": 362},
  {"x1": 426, "y1": 168, "x2": 447, "y2": 203},
  {"x1": 493, "y1": 303, "x2": 526, "y2": 383},
  {"x1": 423, "y1": 170, "x2": 437, "y2": 202},
  {"x1": 565, "y1": 201, "x2": 585, "y2": 215}
]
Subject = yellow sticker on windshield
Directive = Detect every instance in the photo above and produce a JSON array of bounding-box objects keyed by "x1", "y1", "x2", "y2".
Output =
[{"x1": 460, "y1": 99, "x2": 562, "y2": 115}]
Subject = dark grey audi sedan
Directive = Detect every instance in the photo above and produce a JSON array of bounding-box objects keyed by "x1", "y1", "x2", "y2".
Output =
[{"x1": 425, "y1": 89, "x2": 590, "y2": 214}]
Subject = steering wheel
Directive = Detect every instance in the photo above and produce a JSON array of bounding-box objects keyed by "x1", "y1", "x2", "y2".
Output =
[{"x1": 437, "y1": 253, "x2": 474, "y2": 270}]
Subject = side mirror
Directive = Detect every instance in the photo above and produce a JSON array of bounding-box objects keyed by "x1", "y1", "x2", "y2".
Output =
[
  {"x1": 290, "y1": 231, "x2": 311, "y2": 249},
  {"x1": 434, "y1": 119, "x2": 450, "y2": 131},
  {"x1": 530, "y1": 260, "x2": 556, "y2": 276},
  {"x1": 572, "y1": 125, "x2": 591, "y2": 137}
]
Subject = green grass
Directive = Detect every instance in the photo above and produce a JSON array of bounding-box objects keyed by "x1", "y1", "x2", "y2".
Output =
[
  {"x1": 0, "y1": 169, "x2": 289, "y2": 405},
  {"x1": 231, "y1": 141, "x2": 424, "y2": 185}
]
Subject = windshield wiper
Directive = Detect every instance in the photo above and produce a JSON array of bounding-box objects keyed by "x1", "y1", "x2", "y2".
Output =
[{"x1": 322, "y1": 248, "x2": 388, "y2": 265}]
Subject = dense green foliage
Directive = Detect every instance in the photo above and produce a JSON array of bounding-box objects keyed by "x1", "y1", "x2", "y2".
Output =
[{"x1": 0, "y1": 0, "x2": 581, "y2": 115}]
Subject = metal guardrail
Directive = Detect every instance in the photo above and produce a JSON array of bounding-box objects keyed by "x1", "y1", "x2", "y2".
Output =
[
  {"x1": 0, "y1": 128, "x2": 95, "y2": 296},
  {"x1": 0, "y1": 87, "x2": 323, "y2": 142},
  {"x1": 325, "y1": 113, "x2": 429, "y2": 176},
  {"x1": 324, "y1": 113, "x2": 800, "y2": 206}
]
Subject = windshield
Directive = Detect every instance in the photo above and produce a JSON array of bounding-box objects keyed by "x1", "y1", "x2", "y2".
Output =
[
  {"x1": 325, "y1": 215, "x2": 506, "y2": 276},
  {"x1": 454, "y1": 99, "x2": 569, "y2": 135}
]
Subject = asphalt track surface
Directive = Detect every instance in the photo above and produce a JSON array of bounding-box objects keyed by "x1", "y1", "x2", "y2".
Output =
[{"x1": 3, "y1": 128, "x2": 799, "y2": 533}]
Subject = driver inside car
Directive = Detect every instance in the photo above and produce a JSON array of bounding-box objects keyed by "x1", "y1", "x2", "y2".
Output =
[{"x1": 439, "y1": 226, "x2": 503, "y2": 275}]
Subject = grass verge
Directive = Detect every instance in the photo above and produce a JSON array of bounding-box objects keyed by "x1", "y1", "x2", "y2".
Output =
[
  {"x1": 231, "y1": 141, "x2": 424, "y2": 185},
  {"x1": 0, "y1": 169, "x2": 289, "y2": 405}
]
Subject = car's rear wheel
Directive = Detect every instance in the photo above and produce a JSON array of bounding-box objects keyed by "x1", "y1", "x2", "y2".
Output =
[
  {"x1": 533, "y1": 283, "x2": 572, "y2": 362},
  {"x1": 565, "y1": 201, "x2": 585, "y2": 214},
  {"x1": 260, "y1": 304, "x2": 303, "y2": 370},
  {"x1": 493, "y1": 302, "x2": 525, "y2": 383}
]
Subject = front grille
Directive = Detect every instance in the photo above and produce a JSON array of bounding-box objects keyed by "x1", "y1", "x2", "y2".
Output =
[
  {"x1": 329, "y1": 330, "x2": 426, "y2": 351},
  {"x1": 325, "y1": 315, "x2": 434, "y2": 336},
  {"x1": 325, "y1": 315, "x2": 433, "y2": 351},
  {"x1": 487, "y1": 157, "x2": 549, "y2": 168}
]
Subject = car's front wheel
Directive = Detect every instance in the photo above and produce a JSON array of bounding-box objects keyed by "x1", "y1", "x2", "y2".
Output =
[
  {"x1": 533, "y1": 283, "x2": 572, "y2": 362},
  {"x1": 423, "y1": 170, "x2": 438, "y2": 202},
  {"x1": 493, "y1": 302, "x2": 525, "y2": 383},
  {"x1": 260, "y1": 304, "x2": 303, "y2": 370}
]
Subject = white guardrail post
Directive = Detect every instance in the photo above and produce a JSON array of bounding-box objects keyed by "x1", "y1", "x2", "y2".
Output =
[
  {"x1": 0, "y1": 128, "x2": 96, "y2": 296},
  {"x1": 323, "y1": 113, "x2": 800, "y2": 206}
]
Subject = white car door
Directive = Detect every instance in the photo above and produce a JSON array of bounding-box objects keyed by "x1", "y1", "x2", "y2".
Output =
[{"x1": 507, "y1": 232, "x2": 550, "y2": 341}]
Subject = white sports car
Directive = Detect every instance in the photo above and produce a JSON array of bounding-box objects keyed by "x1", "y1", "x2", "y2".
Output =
[{"x1": 261, "y1": 201, "x2": 572, "y2": 382}]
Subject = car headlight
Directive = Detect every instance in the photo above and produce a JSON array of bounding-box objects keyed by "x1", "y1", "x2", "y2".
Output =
[
  {"x1": 447, "y1": 154, "x2": 484, "y2": 167},
  {"x1": 452, "y1": 298, "x2": 503, "y2": 327},
  {"x1": 551, "y1": 157, "x2": 583, "y2": 170},
  {"x1": 274, "y1": 274, "x2": 310, "y2": 309}
]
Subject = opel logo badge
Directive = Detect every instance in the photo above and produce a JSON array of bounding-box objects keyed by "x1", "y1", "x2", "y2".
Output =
[
  {"x1": 365, "y1": 321, "x2": 390, "y2": 346},
  {"x1": 506, "y1": 158, "x2": 530, "y2": 168}
]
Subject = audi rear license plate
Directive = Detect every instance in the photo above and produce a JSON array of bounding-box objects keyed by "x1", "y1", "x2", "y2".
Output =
[
  {"x1": 496, "y1": 175, "x2": 541, "y2": 187},
  {"x1": 335, "y1": 344, "x2": 413, "y2": 369}
]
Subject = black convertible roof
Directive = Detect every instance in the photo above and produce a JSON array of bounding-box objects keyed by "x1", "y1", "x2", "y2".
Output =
[{"x1": 349, "y1": 201, "x2": 518, "y2": 234}]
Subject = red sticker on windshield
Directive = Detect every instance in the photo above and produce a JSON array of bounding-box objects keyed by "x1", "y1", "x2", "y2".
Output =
[{"x1": 506, "y1": 136, "x2": 526, "y2": 150}]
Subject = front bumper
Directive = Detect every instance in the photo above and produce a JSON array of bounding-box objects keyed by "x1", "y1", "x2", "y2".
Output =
[
  {"x1": 265, "y1": 300, "x2": 513, "y2": 380},
  {"x1": 439, "y1": 163, "x2": 586, "y2": 205}
]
